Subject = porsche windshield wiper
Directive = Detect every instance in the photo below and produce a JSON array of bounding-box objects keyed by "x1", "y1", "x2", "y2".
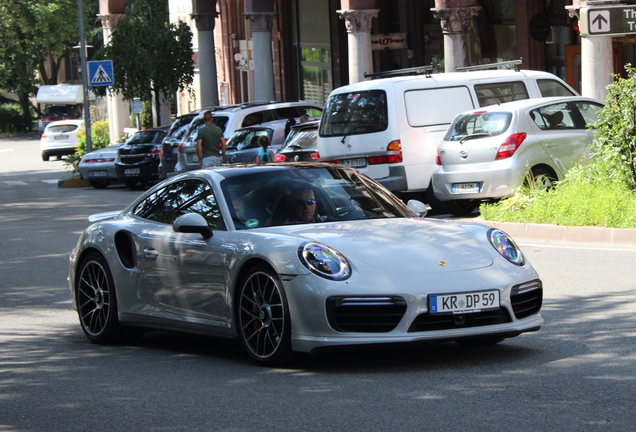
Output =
[{"x1": 459, "y1": 132, "x2": 491, "y2": 144}]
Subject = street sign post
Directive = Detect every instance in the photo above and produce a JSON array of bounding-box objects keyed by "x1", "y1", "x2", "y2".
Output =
[
  {"x1": 580, "y1": 5, "x2": 636, "y2": 37},
  {"x1": 87, "y1": 60, "x2": 114, "y2": 87}
]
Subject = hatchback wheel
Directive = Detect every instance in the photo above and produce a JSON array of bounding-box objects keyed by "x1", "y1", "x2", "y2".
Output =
[
  {"x1": 41, "y1": 153, "x2": 49, "y2": 162},
  {"x1": 527, "y1": 167, "x2": 556, "y2": 190},
  {"x1": 88, "y1": 179, "x2": 111, "y2": 189},
  {"x1": 76, "y1": 253, "x2": 121, "y2": 344},
  {"x1": 237, "y1": 265, "x2": 291, "y2": 364},
  {"x1": 447, "y1": 199, "x2": 478, "y2": 217}
]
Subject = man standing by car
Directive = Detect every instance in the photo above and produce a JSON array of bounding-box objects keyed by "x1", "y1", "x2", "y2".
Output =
[{"x1": 196, "y1": 111, "x2": 226, "y2": 168}]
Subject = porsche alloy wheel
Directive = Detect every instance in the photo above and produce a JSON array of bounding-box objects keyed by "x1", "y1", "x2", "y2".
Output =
[
  {"x1": 76, "y1": 253, "x2": 121, "y2": 344},
  {"x1": 237, "y1": 266, "x2": 291, "y2": 364}
]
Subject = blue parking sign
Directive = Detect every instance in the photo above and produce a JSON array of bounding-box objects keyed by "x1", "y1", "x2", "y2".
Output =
[{"x1": 88, "y1": 60, "x2": 114, "y2": 86}]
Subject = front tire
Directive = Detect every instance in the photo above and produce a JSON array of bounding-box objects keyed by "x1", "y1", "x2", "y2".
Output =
[
  {"x1": 447, "y1": 199, "x2": 479, "y2": 217},
  {"x1": 237, "y1": 265, "x2": 291, "y2": 365},
  {"x1": 41, "y1": 153, "x2": 49, "y2": 162},
  {"x1": 76, "y1": 253, "x2": 122, "y2": 344}
]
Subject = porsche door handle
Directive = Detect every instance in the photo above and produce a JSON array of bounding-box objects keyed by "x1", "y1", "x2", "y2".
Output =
[{"x1": 143, "y1": 248, "x2": 159, "y2": 260}]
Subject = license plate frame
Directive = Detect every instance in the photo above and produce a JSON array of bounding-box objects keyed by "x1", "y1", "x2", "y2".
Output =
[
  {"x1": 54, "y1": 134, "x2": 69, "y2": 140},
  {"x1": 429, "y1": 289, "x2": 500, "y2": 315},
  {"x1": 124, "y1": 168, "x2": 140, "y2": 175},
  {"x1": 89, "y1": 171, "x2": 108, "y2": 177},
  {"x1": 341, "y1": 157, "x2": 367, "y2": 168},
  {"x1": 451, "y1": 182, "x2": 480, "y2": 194}
]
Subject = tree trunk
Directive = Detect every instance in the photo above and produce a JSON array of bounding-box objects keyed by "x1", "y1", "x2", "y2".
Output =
[
  {"x1": 18, "y1": 91, "x2": 32, "y2": 131},
  {"x1": 154, "y1": 89, "x2": 161, "y2": 128}
]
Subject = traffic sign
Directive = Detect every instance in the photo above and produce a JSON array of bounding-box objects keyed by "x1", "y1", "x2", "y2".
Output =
[
  {"x1": 580, "y1": 5, "x2": 636, "y2": 37},
  {"x1": 87, "y1": 60, "x2": 114, "y2": 86}
]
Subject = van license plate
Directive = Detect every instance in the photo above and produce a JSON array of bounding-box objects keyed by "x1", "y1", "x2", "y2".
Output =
[
  {"x1": 124, "y1": 168, "x2": 140, "y2": 175},
  {"x1": 341, "y1": 158, "x2": 367, "y2": 168},
  {"x1": 452, "y1": 182, "x2": 479, "y2": 194},
  {"x1": 429, "y1": 290, "x2": 500, "y2": 315},
  {"x1": 54, "y1": 135, "x2": 69, "y2": 140}
]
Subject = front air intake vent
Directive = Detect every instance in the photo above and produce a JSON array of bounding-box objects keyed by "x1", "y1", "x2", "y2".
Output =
[
  {"x1": 326, "y1": 296, "x2": 407, "y2": 333},
  {"x1": 510, "y1": 279, "x2": 543, "y2": 319},
  {"x1": 408, "y1": 308, "x2": 511, "y2": 332}
]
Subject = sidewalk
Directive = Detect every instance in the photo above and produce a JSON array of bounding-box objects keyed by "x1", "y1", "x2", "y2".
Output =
[{"x1": 473, "y1": 218, "x2": 636, "y2": 247}]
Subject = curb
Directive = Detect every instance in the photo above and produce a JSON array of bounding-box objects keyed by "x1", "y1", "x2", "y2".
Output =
[
  {"x1": 473, "y1": 218, "x2": 636, "y2": 247},
  {"x1": 58, "y1": 178, "x2": 90, "y2": 188}
]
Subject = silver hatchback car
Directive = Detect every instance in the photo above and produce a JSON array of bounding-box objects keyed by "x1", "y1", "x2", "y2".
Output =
[{"x1": 432, "y1": 96, "x2": 604, "y2": 216}]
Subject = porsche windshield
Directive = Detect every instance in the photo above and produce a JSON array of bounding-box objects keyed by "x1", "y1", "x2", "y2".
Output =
[{"x1": 221, "y1": 167, "x2": 412, "y2": 230}]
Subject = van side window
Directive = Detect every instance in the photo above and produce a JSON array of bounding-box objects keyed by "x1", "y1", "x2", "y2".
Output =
[
  {"x1": 537, "y1": 79, "x2": 576, "y2": 97},
  {"x1": 474, "y1": 81, "x2": 529, "y2": 106},
  {"x1": 404, "y1": 86, "x2": 474, "y2": 127},
  {"x1": 319, "y1": 90, "x2": 388, "y2": 137}
]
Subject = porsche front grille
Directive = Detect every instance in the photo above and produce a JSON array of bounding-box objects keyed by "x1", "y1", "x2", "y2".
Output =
[
  {"x1": 408, "y1": 308, "x2": 512, "y2": 332},
  {"x1": 326, "y1": 296, "x2": 407, "y2": 333}
]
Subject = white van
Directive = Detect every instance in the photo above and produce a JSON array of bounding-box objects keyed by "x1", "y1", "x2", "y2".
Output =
[{"x1": 316, "y1": 64, "x2": 577, "y2": 211}]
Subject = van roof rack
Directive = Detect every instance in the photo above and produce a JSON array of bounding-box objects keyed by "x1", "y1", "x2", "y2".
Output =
[
  {"x1": 364, "y1": 65, "x2": 434, "y2": 80},
  {"x1": 455, "y1": 58, "x2": 523, "y2": 72}
]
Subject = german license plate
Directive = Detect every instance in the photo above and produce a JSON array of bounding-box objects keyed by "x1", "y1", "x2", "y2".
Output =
[
  {"x1": 124, "y1": 168, "x2": 140, "y2": 175},
  {"x1": 429, "y1": 290, "x2": 500, "y2": 314},
  {"x1": 54, "y1": 135, "x2": 69, "y2": 140},
  {"x1": 451, "y1": 182, "x2": 480, "y2": 194},
  {"x1": 341, "y1": 157, "x2": 367, "y2": 168},
  {"x1": 90, "y1": 171, "x2": 108, "y2": 177}
]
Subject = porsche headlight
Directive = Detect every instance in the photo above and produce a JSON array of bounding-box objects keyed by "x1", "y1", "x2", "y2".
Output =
[
  {"x1": 299, "y1": 243, "x2": 351, "y2": 281},
  {"x1": 488, "y1": 229, "x2": 524, "y2": 266}
]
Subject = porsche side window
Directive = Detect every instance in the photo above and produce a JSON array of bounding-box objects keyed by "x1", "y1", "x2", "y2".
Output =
[{"x1": 133, "y1": 180, "x2": 225, "y2": 229}]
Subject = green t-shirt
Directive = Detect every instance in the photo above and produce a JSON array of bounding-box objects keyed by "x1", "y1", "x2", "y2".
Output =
[{"x1": 196, "y1": 124, "x2": 224, "y2": 158}]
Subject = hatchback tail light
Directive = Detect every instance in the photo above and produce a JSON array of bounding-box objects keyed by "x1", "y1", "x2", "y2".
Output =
[
  {"x1": 311, "y1": 152, "x2": 319, "y2": 160},
  {"x1": 178, "y1": 143, "x2": 184, "y2": 153},
  {"x1": 495, "y1": 133, "x2": 527, "y2": 160},
  {"x1": 274, "y1": 154, "x2": 286, "y2": 162},
  {"x1": 41, "y1": 134, "x2": 47, "y2": 139},
  {"x1": 435, "y1": 145, "x2": 442, "y2": 166}
]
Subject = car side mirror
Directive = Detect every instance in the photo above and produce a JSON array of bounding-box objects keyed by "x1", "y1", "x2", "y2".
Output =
[
  {"x1": 172, "y1": 213, "x2": 212, "y2": 239},
  {"x1": 407, "y1": 200, "x2": 428, "y2": 218}
]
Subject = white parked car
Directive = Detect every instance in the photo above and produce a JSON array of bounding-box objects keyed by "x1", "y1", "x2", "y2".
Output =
[
  {"x1": 432, "y1": 96, "x2": 604, "y2": 215},
  {"x1": 39, "y1": 119, "x2": 83, "y2": 161}
]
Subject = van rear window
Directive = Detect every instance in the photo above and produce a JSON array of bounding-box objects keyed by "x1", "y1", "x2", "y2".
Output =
[
  {"x1": 319, "y1": 90, "x2": 388, "y2": 137},
  {"x1": 474, "y1": 81, "x2": 529, "y2": 106},
  {"x1": 404, "y1": 86, "x2": 474, "y2": 127}
]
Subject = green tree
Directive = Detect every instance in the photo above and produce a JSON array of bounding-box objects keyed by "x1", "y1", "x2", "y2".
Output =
[
  {"x1": 96, "y1": 0, "x2": 194, "y2": 125},
  {"x1": 0, "y1": 0, "x2": 101, "y2": 130},
  {"x1": 591, "y1": 65, "x2": 636, "y2": 189}
]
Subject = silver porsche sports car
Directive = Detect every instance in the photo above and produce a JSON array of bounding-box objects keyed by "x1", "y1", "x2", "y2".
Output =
[{"x1": 68, "y1": 163, "x2": 543, "y2": 364}]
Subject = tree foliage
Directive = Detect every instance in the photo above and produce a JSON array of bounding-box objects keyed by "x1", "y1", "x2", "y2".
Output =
[
  {"x1": 591, "y1": 65, "x2": 636, "y2": 189},
  {"x1": 0, "y1": 0, "x2": 101, "y2": 129},
  {"x1": 96, "y1": 0, "x2": 194, "y2": 124}
]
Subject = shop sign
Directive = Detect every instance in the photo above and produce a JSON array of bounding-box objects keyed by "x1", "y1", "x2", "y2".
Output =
[
  {"x1": 580, "y1": 5, "x2": 636, "y2": 36},
  {"x1": 371, "y1": 33, "x2": 408, "y2": 50}
]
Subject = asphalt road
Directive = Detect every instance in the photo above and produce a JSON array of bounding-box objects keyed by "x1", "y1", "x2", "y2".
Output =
[{"x1": 1, "y1": 136, "x2": 635, "y2": 431}]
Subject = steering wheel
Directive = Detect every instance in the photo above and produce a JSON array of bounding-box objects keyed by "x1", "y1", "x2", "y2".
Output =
[{"x1": 332, "y1": 206, "x2": 357, "y2": 219}]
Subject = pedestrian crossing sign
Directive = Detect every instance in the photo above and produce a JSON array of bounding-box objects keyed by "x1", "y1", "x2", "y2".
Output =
[{"x1": 87, "y1": 60, "x2": 114, "y2": 86}]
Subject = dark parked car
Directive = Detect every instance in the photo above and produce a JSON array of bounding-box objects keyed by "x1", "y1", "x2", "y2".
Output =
[
  {"x1": 159, "y1": 112, "x2": 200, "y2": 179},
  {"x1": 115, "y1": 126, "x2": 169, "y2": 189},
  {"x1": 274, "y1": 120, "x2": 319, "y2": 162},
  {"x1": 223, "y1": 120, "x2": 288, "y2": 165}
]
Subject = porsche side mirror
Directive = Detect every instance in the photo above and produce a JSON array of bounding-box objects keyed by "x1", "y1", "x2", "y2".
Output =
[
  {"x1": 407, "y1": 200, "x2": 428, "y2": 218},
  {"x1": 173, "y1": 213, "x2": 213, "y2": 239}
]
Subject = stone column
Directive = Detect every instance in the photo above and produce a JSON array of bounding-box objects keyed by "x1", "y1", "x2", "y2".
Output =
[
  {"x1": 337, "y1": 9, "x2": 379, "y2": 84},
  {"x1": 431, "y1": 2, "x2": 480, "y2": 72},
  {"x1": 99, "y1": 14, "x2": 131, "y2": 142},
  {"x1": 244, "y1": 12, "x2": 277, "y2": 101},
  {"x1": 192, "y1": 12, "x2": 220, "y2": 107},
  {"x1": 581, "y1": 36, "x2": 612, "y2": 101}
]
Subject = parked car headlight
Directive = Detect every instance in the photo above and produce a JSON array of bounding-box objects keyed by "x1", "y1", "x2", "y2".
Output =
[
  {"x1": 488, "y1": 229, "x2": 524, "y2": 266},
  {"x1": 299, "y1": 243, "x2": 351, "y2": 280}
]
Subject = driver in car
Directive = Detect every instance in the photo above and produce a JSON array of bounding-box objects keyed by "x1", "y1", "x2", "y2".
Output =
[{"x1": 283, "y1": 187, "x2": 327, "y2": 224}]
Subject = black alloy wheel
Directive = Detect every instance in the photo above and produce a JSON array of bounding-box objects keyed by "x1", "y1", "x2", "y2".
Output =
[
  {"x1": 76, "y1": 253, "x2": 121, "y2": 344},
  {"x1": 237, "y1": 265, "x2": 291, "y2": 364}
]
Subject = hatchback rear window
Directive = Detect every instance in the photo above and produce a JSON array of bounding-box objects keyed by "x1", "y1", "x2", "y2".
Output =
[
  {"x1": 226, "y1": 129, "x2": 271, "y2": 150},
  {"x1": 47, "y1": 124, "x2": 79, "y2": 133},
  {"x1": 444, "y1": 112, "x2": 512, "y2": 141},
  {"x1": 319, "y1": 90, "x2": 388, "y2": 137},
  {"x1": 282, "y1": 128, "x2": 318, "y2": 150}
]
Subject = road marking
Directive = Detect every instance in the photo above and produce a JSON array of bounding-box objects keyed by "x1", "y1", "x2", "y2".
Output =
[
  {"x1": 42, "y1": 180, "x2": 59, "y2": 184},
  {"x1": 3, "y1": 181, "x2": 28, "y2": 185},
  {"x1": 0, "y1": 149, "x2": 14, "y2": 153}
]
